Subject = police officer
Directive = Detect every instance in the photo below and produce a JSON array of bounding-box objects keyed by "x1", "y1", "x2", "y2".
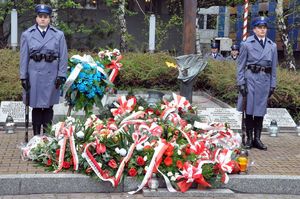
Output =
[
  {"x1": 19, "y1": 4, "x2": 68, "y2": 136},
  {"x1": 204, "y1": 42, "x2": 224, "y2": 60},
  {"x1": 226, "y1": 44, "x2": 239, "y2": 61},
  {"x1": 236, "y1": 16, "x2": 277, "y2": 150}
]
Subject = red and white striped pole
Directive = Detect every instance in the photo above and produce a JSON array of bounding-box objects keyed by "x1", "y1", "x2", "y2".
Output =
[{"x1": 242, "y1": 0, "x2": 249, "y2": 41}]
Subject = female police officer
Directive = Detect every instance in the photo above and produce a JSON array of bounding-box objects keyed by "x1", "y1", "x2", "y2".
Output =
[
  {"x1": 236, "y1": 16, "x2": 277, "y2": 150},
  {"x1": 19, "y1": 4, "x2": 68, "y2": 136}
]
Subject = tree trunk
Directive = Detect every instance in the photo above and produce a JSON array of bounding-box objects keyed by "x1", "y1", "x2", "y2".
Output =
[
  {"x1": 276, "y1": 0, "x2": 296, "y2": 71},
  {"x1": 118, "y1": 0, "x2": 127, "y2": 52},
  {"x1": 183, "y1": 0, "x2": 197, "y2": 54}
]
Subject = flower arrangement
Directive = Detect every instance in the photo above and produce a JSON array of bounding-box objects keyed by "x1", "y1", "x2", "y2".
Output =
[
  {"x1": 21, "y1": 93, "x2": 242, "y2": 193},
  {"x1": 64, "y1": 49, "x2": 122, "y2": 115}
]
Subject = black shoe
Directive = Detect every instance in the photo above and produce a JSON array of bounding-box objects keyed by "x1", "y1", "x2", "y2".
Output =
[
  {"x1": 244, "y1": 129, "x2": 253, "y2": 149},
  {"x1": 253, "y1": 128, "x2": 267, "y2": 150}
]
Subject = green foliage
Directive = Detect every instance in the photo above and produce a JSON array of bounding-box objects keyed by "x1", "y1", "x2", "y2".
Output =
[
  {"x1": 115, "y1": 52, "x2": 179, "y2": 90},
  {"x1": 0, "y1": 49, "x2": 22, "y2": 101}
]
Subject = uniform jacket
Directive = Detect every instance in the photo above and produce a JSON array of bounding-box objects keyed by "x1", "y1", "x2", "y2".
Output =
[
  {"x1": 20, "y1": 25, "x2": 68, "y2": 108},
  {"x1": 204, "y1": 52, "x2": 224, "y2": 61},
  {"x1": 226, "y1": 55, "x2": 238, "y2": 61},
  {"x1": 236, "y1": 35, "x2": 277, "y2": 116}
]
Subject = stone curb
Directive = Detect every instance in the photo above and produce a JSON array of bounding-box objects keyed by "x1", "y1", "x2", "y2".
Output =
[{"x1": 1, "y1": 174, "x2": 300, "y2": 195}]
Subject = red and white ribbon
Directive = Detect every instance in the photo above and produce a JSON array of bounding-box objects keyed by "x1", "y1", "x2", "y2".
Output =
[
  {"x1": 54, "y1": 123, "x2": 79, "y2": 173},
  {"x1": 111, "y1": 96, "x2": 137, "y2": 118},
  {"x1": 212, "y1": 148, "x2": 235, "y2": 184},
  {"x1": 82, "y1": 142, "x2": 117, "y2": 186},
  {"x1": 176, "y1": 160, "x2": 212, "y2": 192},
  {"x1": 107, "y1": 55, "x2": 122, "y2": 82}
]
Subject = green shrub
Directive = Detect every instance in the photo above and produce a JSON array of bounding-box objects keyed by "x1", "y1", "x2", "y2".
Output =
[
  {"x1": 116, "y1": 52, "x2": 179, "y2": 90},
  {"x1": 0, "y1": 49, "x2": 22, "y2": 101}
]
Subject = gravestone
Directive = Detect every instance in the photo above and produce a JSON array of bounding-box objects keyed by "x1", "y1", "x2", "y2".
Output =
[
  {"x1": 0, "y1": 101, "x2": 32, "y2": 125},
  {"x1": 197, "y1": 108, "x2": 242, "y2": 130},
  {"x1": 263, "y1": 108, "x2": 297, "y2": 131},
  {"x1": 197, "y1": 107, "x2": 296, "y2": 132}
]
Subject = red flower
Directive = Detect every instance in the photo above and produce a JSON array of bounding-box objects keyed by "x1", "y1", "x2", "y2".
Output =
[
  {"x1": 178, "y1": 107, "x2": 183, "y2": 113},
  {"x1": 136, "y1": 156, "x2": 145, "y2": 166},
  {"x1": 164, "y1": 156, "x2": 173, "y2": 167},
  {"x1": 55, "y1": 149, "x2": 60, "y2": 159},
  {"x1": 108, "y1": 159, "x2": 118, "y2": 169},
  {"x1": 102, "y1": 170, "x2": 111, "y2": 179},
  {"x1": 63, "y1": 161, "x2": 71, "y2": 169},
  {"x1": 185, "y1": 145, "x2": 191, "y2": 155},
  {"x1": 96, "y1": 143, "x2": 106, "y2": 154},
  {"x1": 143, "y1": 145, "x2": 152, "y2": 151},
  {"x1": 155, "y1": 110, "x2": 161, "y2": 116},
  {"x1": 128, "y1": 167, "x2": 137, "y2": 177},
  {"x1": 46, "y1": 159, "x2": 52, "y2": 166},
  {"x1": 164, "y1": 144, "x2": 174, "y2": 156},
  {"x1": 145, "y1": 108, "x2": 154, "y2": 114},
  {"x1": 176, "y1": 160, "x2": 183, "y2": 169},
  {"x1": 86, "y1": 167, "x2": 92, "y2": 174}
]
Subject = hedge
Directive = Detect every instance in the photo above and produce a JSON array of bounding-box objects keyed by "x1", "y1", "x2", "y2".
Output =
[{"x1": 0, "y1": 49, "x2": 299, "y2": 121}]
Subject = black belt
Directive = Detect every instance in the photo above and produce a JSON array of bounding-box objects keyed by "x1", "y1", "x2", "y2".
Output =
[
  {"x1": 246, "y1": 64, "x2": 272, "y2": 74},
  {"x1": 30, "y1": 53, "x2": 59, "y2": 62}
]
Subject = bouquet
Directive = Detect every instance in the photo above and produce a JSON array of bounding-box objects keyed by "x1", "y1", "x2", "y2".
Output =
[
  {"x1": 64, "y1": 49, "x2": 122, "y2": 115},
  {"x1": 21, "y1": 93, "x2": 242, "y2": 193}
]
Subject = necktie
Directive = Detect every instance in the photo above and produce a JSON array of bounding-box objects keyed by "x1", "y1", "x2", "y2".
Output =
[
  {"x1": 259, "y1": 39, "x2": 264, "y2": 48},
  {"x1": 42, "y1": 31, "x2": 46, "y2": 37}
]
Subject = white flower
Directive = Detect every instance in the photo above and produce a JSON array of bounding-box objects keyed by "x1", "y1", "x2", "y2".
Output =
[
  {"x1": 177, "y1": 150, "x2": 182, "y2": 155},
  {"x1": 136, "y1": 144, "x2": 143, "y2": 151},
  {"x1": 167, "y1": 172, "x2": 173, "y2": 177},
  {"x1": 185, "y1": 124, "x2": 192, "y2": 130},
  {"x1": 138, "y1": 106, "x2": 144, "y2": 111},
  {"x1": 65, "y1": 116, "x2": 75, "y2": 126},
  {"x1": 171, "y1": 176, "x2": 176, "y2": 181},
  {"x1": 174, "y1": 172, "x2": 180, "y2": 179},
  {"x1": 145, "y1": 166, "x2": 149, "y2": 171},
  {"x1": 119, "y1": 148, "x2": 127, "y2": 156},
  {"x1": 143, "y1": 156, "x2": 147, "y2": 161},
  {"x1": 76, "y1": 131, "x2": 84, "y2": 139}
]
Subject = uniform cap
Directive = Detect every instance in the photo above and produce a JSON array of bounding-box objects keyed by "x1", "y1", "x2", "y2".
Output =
[
  {"x1": 35, "y1": 4, "x2": 52, "y2": 15},
  {"x1": 252, "y1": 16, "x2": 268, "y2": 27},
  {"x1": 231, "y1": 44, "x2": 239, "y2": 51},
  {"x1": 211, "y1": 42, "x2": 219, "y2": 49}
]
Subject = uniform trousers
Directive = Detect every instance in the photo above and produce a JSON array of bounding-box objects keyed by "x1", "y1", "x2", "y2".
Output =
[{"x1": 32, "y1": 106, "x2": 53, "y2": 135}]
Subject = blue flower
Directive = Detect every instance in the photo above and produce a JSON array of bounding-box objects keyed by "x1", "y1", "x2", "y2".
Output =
[{"x1": 77, "y1": 83, "x2": 86, "y2": 93}]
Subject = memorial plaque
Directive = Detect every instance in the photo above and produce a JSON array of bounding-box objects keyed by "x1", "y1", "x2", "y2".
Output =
[
  {"x1": 263, "y1": 108, "x2": 296, "y2": 128},
  {"x1": 197, "y1": 108, "x2": 242, "y2": 130},
  {"x1": 0, "y1": 101, "x2": 32, "y2": 123},
  {"x1": 197, "y1": 108, "x2": 296, "y2": 131}
]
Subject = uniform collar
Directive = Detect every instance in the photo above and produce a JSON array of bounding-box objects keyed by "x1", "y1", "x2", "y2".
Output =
[{"x1": 28, "y1": 24, "x2": 57, "y2": 32}]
